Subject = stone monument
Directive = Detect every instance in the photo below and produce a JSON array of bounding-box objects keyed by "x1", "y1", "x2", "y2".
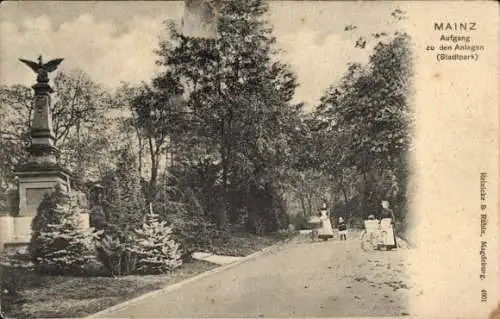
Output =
[{"x1": 0, "y1": 56, "x2": 89, "y2": 252}]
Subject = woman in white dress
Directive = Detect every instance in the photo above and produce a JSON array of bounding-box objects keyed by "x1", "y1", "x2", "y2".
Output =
[{"x1": 318, "y1": 204, "x2": 334, "y2": 241}]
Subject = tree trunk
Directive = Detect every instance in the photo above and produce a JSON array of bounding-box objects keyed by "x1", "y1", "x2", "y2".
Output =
[
  {"x1": 164, "y1": 143, "x2": 170, "y2": 177},
  {"x1": 306, "y1": 195, "x2": 312, "y2": 217},
  {"x1": 361, "y1": 169, "x2": 368, "y2": 217},
  {"x1": 299, "y1": 196, "x2": 307, "y2": 218},
  {"x1": 137, "y1": 132, "x2": 143, "y2": 178},
  {"x1": 341, "y1": 185, "x2": 352, "y2": 225},
  {"x1": 148, "y1": 136, "x2": 158, "y2": 203},
  {"x1": 219, "y1": 118, "x2": 228, "y2": 229}
]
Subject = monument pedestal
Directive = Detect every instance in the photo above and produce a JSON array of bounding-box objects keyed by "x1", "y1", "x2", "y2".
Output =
[
  {"x1": 0, "y1": 165, "x2": 72, "y2": 253},
  {"x1": 0, "y1": 164, "x2": 90, "y2": 252},
  {"x1": 16, "y1": 163, "x2": 72, "y2": 217}
]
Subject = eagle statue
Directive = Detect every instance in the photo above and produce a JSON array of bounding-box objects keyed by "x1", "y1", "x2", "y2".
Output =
[{"x1": 19, "y1": 55, "x2": 64, "y2": 83}]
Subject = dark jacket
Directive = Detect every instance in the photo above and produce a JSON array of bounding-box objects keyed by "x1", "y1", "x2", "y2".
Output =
[
  {"x1": 380, "y1": 208, "x2": 395, "y2": 221},
  {"x1": 338, "y1": 222, "x2": 347, "y2": 231}
]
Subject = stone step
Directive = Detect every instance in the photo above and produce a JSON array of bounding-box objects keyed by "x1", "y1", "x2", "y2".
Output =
[{"x1": 192, "y1": 251, "x2": 243, "y2": 265}]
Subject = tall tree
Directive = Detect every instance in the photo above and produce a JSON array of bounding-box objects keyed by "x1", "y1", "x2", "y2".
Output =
[
  {"x1": 314, "y1": 31, "x2": 413, "y2": 220},
  {"x1": 130, "y1": 76, "x2": 184, "y2": 203},
  {"x1": 155, "y1": 0, "x2": 300, "y2": 231},
  {"x1": 100, "y1": 146, "x2": 146, "y2": 233}
]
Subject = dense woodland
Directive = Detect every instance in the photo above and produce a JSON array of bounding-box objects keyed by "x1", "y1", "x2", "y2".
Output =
[{"x1": 0, "y1": 1, "x2": 413, "y2": 244}]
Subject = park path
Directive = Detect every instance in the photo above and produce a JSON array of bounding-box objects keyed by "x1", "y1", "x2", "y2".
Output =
[{"x1": 95, "y1": 233, "x2": 416, "y2": 318}]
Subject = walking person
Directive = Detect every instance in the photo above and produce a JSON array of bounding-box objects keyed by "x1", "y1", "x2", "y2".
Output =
[
  {"x1": 318, "y1": 203, "x2": 333, "y2": 241},
  {"x1": 379, "y1": 200, "x2": 397, "y2": 249},
  {"x1": 338, "y1": 216, "x2": 348, "y2": 241}
]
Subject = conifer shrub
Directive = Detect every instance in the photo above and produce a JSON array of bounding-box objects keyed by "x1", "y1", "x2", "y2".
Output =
[
  {"x1": 29, "y1": 184, "x2": 101, "y2": 275},
  {"x1": 96, "y1": 229, "x2": 138, "y2": 276},
  {"x1": 95, "y1": 148, "x2": 146, "y2": 276},
  {"x1": 128, "y1": 212, "x2": 182, "y2": 274}
]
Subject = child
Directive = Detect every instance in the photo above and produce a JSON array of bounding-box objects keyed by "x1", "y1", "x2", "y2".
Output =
[{"x1": 338, "y1": 217, "x2": 348, "y2": 240}]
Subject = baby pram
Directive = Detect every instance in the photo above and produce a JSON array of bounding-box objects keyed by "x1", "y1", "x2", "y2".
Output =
[
  {"x1": 308, "y1": 216, "x2": 322, "y2": 241},
  {"x1": 360, "y1": 218, "x2": 395, "y2": 251}
]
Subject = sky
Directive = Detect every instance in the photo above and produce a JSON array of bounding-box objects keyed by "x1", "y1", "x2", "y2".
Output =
[{"x1": 0, "y1": 1, "x2": 403, "y2": 107}]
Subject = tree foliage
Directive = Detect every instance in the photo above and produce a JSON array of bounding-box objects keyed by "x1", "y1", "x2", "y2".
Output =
[
  {"x1": 153, "y1": 0, "x2": 301, "y2": 232},
  {"x1": 129, "y1": 78, "x2": 184, "y2": 202},
  {"x1": 0, "y1": 5, "x2": 414, "y2": 257},
  {"x1": 29, "y1": 184, "x2": 100, "y2": 275},
  {"x1": 311, "y1": 31, "x2": 413, "y2": 226},
  {"x1": 128, "y1": 212, "x2": 182, "y2": 274}
]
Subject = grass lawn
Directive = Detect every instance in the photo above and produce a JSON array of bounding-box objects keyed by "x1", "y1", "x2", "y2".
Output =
[{"x1": 1, "y1": 260, "x2": 217, "y2": 319}]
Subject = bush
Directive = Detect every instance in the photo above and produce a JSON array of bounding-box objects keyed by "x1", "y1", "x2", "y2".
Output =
[
  {"x1": 96, "y1": 230, "x2": 137, "y2": 276},
  {"x1": 99, "y1": 148, "x2": 147, "y2": 235},
  {"x1": 128, "y1": 212, "x2": 182, "y2": 274},
  {"x1": 93, "y1": 148, "x2": 148, "y2": 276},
  {"x1": 166, "y1": 213, "x2": 228, "y2": 261},
  {"x1": 0, "y1": 251, "x2": 33, "y2": 268},
  {"x1": 154, "y1": 190, "x2": 227, "y2": 262},
  {"x1": 29, "y1": 184, "x2": 101, "y2": 275},
  {"x1": 289, "y1": 213, "x2": 309, "y2": 230}
]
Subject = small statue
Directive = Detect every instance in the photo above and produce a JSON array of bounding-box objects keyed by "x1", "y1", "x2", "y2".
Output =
[{"x1": 19, "y1": 55, "x2": 64, "y2": 83}]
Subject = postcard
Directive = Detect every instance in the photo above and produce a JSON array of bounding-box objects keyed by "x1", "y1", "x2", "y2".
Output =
[{"x1": 0, "y1": 1, "x2": 498, "y2": 318}]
